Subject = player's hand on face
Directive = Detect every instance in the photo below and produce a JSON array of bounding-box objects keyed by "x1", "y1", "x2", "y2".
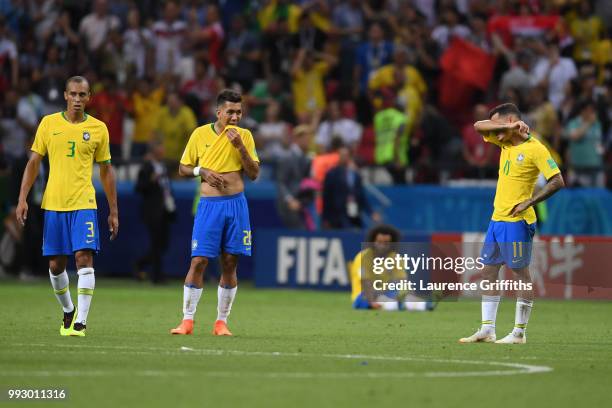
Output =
[
  {"x1": 510, "y1": 199, "x2": 532, "y2": 217},
  {"x1": 225, "y1": 128, "x2": 244, "y2": 149},
  {"x1": 202, "y1": 168, "x2": 226, "y2": 189},
  {"x1": 517, "y1": 121, "x2": 530, "y2": 136},
  {"x1": 15, "y1": 201, "x2": 28, "y2": 227},
  {"x1": 108, "y1": 213, "x2": 119, "y2": 240}
]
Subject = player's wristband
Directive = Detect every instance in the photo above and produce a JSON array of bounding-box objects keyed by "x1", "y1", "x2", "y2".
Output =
[{"x1": 193, "y1": 166, "x2": 201, "y2": 177}]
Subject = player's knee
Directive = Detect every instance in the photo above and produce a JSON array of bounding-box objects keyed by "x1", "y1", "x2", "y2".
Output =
[
  {"x1": 49, "y1": 257, "x2": 67, "y2": 275},
  {"x1": 190, "y1": 256, "x2": 208, "y2": 272},
  {"x1": 75, "y1": 250, "x2": 94, "y2": 268},
  {"x1": 220, "y1": 253, "x2": 238, "y2": 271},
  {"x1": 510, "y1": 267, "x2": 531, "y2": 280}
]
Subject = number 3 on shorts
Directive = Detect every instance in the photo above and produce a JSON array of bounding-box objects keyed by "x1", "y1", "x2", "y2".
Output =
[
  {"x1": 243, "y1": 230, "x2": 252, "y2": 246},
  {"x1": 86, "y1": 221, "x2": 95, "y2": 238}
]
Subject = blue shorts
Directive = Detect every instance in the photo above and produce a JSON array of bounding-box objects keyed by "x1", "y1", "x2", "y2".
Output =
[
  {"x1": 191, "y1": 193, "x2": 252, "y2": 258},
  {"x1": 43, "y1": 210, "x2": 100, "y2": 256},
  {"x1": 480, "y1": 220, "x2": 536, "y2": 269}
]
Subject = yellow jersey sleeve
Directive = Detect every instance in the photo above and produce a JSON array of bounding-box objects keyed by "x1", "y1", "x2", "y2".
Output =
[
  {"x1": 95, "y1": 123, "x2": 112, "y2": 163},
  {"x1": 180, "y1": 128, "x2": 200, "y2": 167},
  {"x1": 350, "y1": 252, "x2": 363, "y2": 301},
  {"x1": 242, "y1": 129, "x2": 260, "y2": 163},
  {"x1": 482, "y1": 131, "x2": 504, "y2": 147},
  {"x1": 31, "y1": 117, "x2": 49, "y2": 156},
  {"x1": 533, "y1": 142, "x2": 561, "y2": 180}
]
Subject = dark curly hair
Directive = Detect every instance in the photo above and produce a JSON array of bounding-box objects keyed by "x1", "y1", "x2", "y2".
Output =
[{"x1": 365, "y1": 224, "x2": 401, "y2": 243}]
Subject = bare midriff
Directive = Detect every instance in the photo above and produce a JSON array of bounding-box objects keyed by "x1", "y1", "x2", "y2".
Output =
[{"x1": 200, "y1": 170, "x2": 244, "y2": 197}]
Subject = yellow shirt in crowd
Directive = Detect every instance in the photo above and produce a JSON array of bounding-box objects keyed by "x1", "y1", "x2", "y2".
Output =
[
  {"x1": 155, "y1": 105, "x2": 197, "y2": 161},
  {"x1": 291, "y1": 62, "x2": 330, "y2": 116},
  {"x1": 132, "y1": 88, "x2": 164, "y2": 143}
]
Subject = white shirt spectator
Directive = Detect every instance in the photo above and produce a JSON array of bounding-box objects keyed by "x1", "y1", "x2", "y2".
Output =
[
  {"x1": 431, "y1": 24, "x2": 471, "y2": 50},
  {"x1": 258, "y1": 121, "x2": 290, "y2": 160},
  {"x1": 533, "y1": 57, "x2": 578, "y2": 109},
  {"x1": 316, "y1": 119, "x2": 363, "y2": 150},
  {"x1": 0, "y1": 118, "x2": 27, "y2": 160},
  {"x1": 0, "y1": 36, "x2": 17, "y2": 62},
  {"x1": 79, "y1": 12, "x2": 120, "y2": 52},
  {"x1": 17, "y1": 93, "x2": 45, "y2": 130},
  {"x1": 123, "y1": 27, "x2": 152, "y2": 78},
  {"x1": 152, "y1": 19, "x2": 187, "y2": 74}
]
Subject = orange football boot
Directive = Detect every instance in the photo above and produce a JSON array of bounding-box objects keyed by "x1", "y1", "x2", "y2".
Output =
[
  {"x1": 170, "y1": 319, "x2": 194, "y2": 335},
  {"x1": 212, "y1": 320, "x2": 232, "y2": 336}
]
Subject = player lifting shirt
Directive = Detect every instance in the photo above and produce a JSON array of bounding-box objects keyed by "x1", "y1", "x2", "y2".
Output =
[{"x1": 170, "y1": 89, "x2": 259, "y2": 336}]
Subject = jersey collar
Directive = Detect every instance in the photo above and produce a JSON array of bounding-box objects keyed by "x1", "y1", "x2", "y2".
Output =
[{"x1": 61, "y1": 111, "x2": 88, "y2": 124}]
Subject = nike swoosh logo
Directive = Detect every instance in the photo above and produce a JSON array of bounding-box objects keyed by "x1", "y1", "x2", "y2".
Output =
[
  {"x1": 205, "y1": 144, "x2": 211, "y2": 148},
  {"x1": 53, "y1": 132, "x2": 62, "y2": 135},
  {"x1": 86, "y1": 240, "x2": 95, "y2": 244}
]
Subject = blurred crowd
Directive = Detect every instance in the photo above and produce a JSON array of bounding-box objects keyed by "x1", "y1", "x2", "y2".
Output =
[{"x1": 0, "y1": 0, "x2": 611, "y2": 227}]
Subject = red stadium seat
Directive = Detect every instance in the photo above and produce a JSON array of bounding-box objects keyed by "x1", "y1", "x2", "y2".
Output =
[{"x1": 355, "y1": 125, "x2": 375, "y2": 165}]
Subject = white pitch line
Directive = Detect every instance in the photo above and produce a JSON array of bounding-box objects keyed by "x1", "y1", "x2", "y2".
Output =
[{"x1": 2, "y1": 343, "x2": 553, "y2": 379}]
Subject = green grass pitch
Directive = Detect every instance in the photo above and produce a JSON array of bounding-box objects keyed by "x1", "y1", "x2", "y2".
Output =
[{"x1": 1, "y1": 280, "x2": 611, "y2": 407}]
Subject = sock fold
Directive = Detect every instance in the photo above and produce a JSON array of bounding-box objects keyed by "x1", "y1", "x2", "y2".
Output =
[
  {"x1": 49, "y1": 270, "x2": 74, "y2": 313},
  {"x1": 76, "y1": 267, "x2": 95, "y2": 325},
  {"x1": 216, "y1": 285, "x2": 237, "y2": 323},
  {"x1": 513, "y1": 297, "x2": 533, "y2": 334},
  {"x1": 183, "y1": 285, "x2": 203, "y2": 320},
  {"x1": 481, "y1": 295, "x2": 501, "y2": 330}
]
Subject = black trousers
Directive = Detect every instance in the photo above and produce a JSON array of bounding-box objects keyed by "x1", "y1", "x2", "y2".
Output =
[{"x1": 136, "y1": 218, "x2": 170, "y2": 283}]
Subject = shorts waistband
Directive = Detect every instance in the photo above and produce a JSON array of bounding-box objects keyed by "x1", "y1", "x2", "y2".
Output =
[{"x1": 200, "y1": 192, "x2": 245, "y2": 202}]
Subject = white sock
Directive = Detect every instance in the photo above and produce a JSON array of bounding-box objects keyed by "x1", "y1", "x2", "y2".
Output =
[
  {"x1": 216, "y1": 285, "x2": 237, "y2": 322},
  {"x1": 513, "y1": 298, "x2": 533, "y2": 335},
  {"x1": 404, "y1": 294, "x2": 428, "y2": 311},
  {"x1": 49, "y1": 270, "x2": 74, "y2": 313},
  {"x1": 76, "y1": 267, "x2": 95, "y2": 325},
  {"x1": 481, "y1": 295, "x2": 500, "y2": 331},
  {"x1": 404, "y1": 301, "x2": 428, "y2": 311},
  {"x1": 183, "y1": 285, "x2": 203, "y2": 320}
]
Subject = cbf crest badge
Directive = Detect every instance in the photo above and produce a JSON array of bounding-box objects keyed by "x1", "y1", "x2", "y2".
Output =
[
  {"x1": 517, "y1": 153, "x2": 524, "y2": 163},
  {"x1": 83, "y1": 131, "x2": 91, "y2": 141}
]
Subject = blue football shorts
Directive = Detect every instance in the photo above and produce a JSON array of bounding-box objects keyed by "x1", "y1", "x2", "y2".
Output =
[
  {"x1": 480, "y1": 220, "x2": 536, "y2": 269},
  {"x1": 191, "y1": 192, "x2": 252, "y2": 258},
  {"x1": 42, "y1": 209, "x2": 100, "y2": 256}
]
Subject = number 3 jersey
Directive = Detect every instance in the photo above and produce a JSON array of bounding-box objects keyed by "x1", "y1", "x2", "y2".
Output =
[{"x1": 31, "y1": 112, "x2": 111, "y2": 211}]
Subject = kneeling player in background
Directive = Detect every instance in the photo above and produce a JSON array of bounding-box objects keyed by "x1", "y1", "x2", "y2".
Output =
[{"x1": 350, "y1": 225, "x2": 435, "y2": 311}]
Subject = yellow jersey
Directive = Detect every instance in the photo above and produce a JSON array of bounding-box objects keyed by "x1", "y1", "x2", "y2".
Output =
[
  {"x1": 155, "y1": 105, "x2": 197, "y2": 161},
  {"x1": 291, "y1": 61, "x2": 330, "y2": 115},
  {"x1": 483, "y1": 133, "x2": 560, "y2": 223},
  {"x1": 132, "y1": 88, "x2": 164, "y2": 143},
  {"x1": 368, "y1": 64, "x2": 427, "y2": 96},
  {"x1": 180, "y1": 124, "x2": 259, "y2": 173},
  {"x1": 31, "y1": 112, "x2": 111, "y2": 211},
  {"x1": 350, "y1": 248, "x2": 406, "y2": 302}
]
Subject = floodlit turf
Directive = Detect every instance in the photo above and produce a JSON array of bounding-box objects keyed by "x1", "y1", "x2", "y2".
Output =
[{"x1": 1, "y1": 279, "x2": 611, "y2": 408}]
